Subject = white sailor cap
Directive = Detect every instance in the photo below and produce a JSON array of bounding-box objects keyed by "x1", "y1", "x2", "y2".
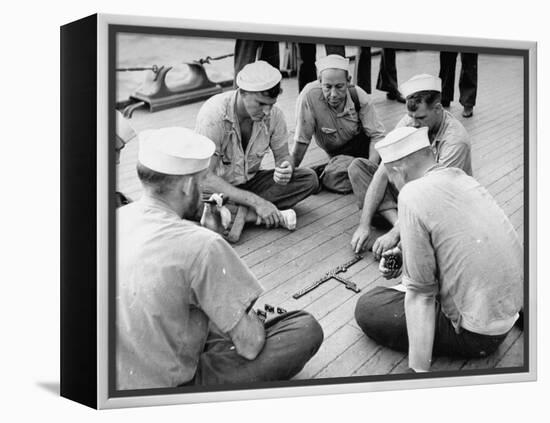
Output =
[
  {"x1": 116, "y1": 111, "x2": 137, "y2": 143},
  {"x1": 138, "y1": 127, "x2": 215, "y2": 175},
  {"x1": 236, "y1": 60, "x2": 282, "y2": 92},
  {"x1": 399, "y1": 74, "x2": 442, "y2": 98},
  {"x1": 315, "y1": 54, "x2": 350, "y2": 73},
  {"x1": 375, "y1": 126, "x2": 430, "y2": 164}
]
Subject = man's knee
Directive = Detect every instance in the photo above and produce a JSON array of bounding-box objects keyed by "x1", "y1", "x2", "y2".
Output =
[
  {"x1": 277, "y1": 310, "x2": 324, "y2": 356},
  {"x1": 354, "y1": 286, "x2": 401, "y2": 336},
  {"x1": 355, "y1": 287, "x2": 386, "y2": 336},
  {"x1": 348, "y1": 157, "x2": 377, "y2": 185},
  {"x1": 291, "y1": 310, "x2": 324, "y2": 354},
  {"x1": 293, "y1": 167, "x2": 320, "y2": 194}
]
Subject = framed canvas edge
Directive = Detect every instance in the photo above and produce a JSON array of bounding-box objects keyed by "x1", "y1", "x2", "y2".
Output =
[{"x1": 94, "y1": 13, "x2": 538, "y2": 409}]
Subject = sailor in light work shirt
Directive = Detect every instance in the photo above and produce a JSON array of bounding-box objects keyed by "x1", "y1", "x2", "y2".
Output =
[
  {"x1": 291, "y1": 54, "x2": 386, "y2": 194},
  {"x1": 116, "y1": 127, "x2": 323, "y2": 389},
  {"x1": 354, "y1": 126, "x2": 522, "y2": 372},
  {"x1": 195, "y1": 60, "x2": 318, "y2": 239},
  {"x1": 349, "y1": 74, "x2": 472, "y2": 260}
]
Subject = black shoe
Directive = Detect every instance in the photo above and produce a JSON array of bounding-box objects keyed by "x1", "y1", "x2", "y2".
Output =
[
  {"x1": 386, "y1": 91, "x2": 406, "y2": 103},
  {"x1": 462, "y1": 106, "x2": 474, "y2": 118},
  {"x1": 441, "y1": 100, "x2": 451, "y2": 108}
]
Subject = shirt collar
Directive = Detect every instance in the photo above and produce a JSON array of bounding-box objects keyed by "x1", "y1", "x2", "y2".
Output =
[
  {"x1": 139, "y1": 195, "x2": 181, "y2": 219},
  {"x1": 222, "y1": 90, "x2": 270, "y2": 135},
  {"x1": 432, "y1": 110, "x2": 449, "y2": 145}
]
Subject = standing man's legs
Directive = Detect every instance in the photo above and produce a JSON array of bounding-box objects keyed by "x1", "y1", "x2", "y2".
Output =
[
  {"x1": 191, "y1": 311, "x2": 324, "y2": 385},
  {"x1": 458, "y1": 52, "x2": 478, "y2": 117},
  {"x1": 325, "y1": 44, "x2": 345, "y2": 56},
  {"x1": 257, "y1": 41, "x2": 281, "y2": 69},
  {"x1": 234, "y1": 40, "x2": 280, "y2": 86},
  {"x1": 297, "y1": 43, "x2": 317, "y2": 92},
  {"x1": 439, "y1": 51, "x2": 458, "y2": 107},
  {"x1": 376, "y1": 48, "x2": 403, "y2": 102},
  {"x1": 354, "y1": 47, "x2": 372, "y2": 94}
]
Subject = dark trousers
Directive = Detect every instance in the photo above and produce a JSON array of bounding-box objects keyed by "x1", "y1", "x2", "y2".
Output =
[
  {"x1": 189, "y1": 311, "x2": 323, "y2": 385},
  {"x1": 297, "y1": 44, "x2": 347, "y2": 92},
  {"x1": 297, "y1": 45, "x2": 399, "y2": 95},
  {"x1": 354, "y1": 286, "x2": 508, "y2": 359},
  {"x1": 353, "y1": 47, "x2": 399, "y2": 94},
  {"x1": 234, "y1": 40, "x2": 280, "y2": 84},
  {"x1": 348, "y1": 157, "x2": 399, "y2": 210},
  {"x1": 439, "y1": 52, "x2": 478, "y2": 107},
  {"x1": 318, "y1": 130, "x2": 372, "y2": 194},
  {"x1": 237, "y1": 167, "x2": 319, "y2": 210}
]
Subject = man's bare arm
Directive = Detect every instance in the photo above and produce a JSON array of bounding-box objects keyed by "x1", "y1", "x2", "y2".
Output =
[
  {"x1": 359, "y1": 164, "x2": 389, "y2": 227},
  {"x1": 405, "y1": 290, "x2": 436, "y2": 372},
  {"x1": 228, "y1": 310, "x2": 266, "y2": 360},
  {"x1": 351, "y1": 164, "x2": 391, "y2": 253},
  {"x1": 290, "y1": 142, "x2": 309, "y2": 168}
]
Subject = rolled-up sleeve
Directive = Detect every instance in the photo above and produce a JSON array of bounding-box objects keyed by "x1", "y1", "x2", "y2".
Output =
[
  {"x1": 398, "y1": 189, "x2": 439, "y2": 297},
  {"x1": 357, "y1": 89, "x2": 385, "y2": 143},
  {"x1": 190, "y1": 236, "x2": 264, "y2": 333},
  {"x1": 195, "y1": 103, "x2": 224, "y2": 157},
  {"x1": 438, "y1": 141, "x2": 472, "y2": 175},
  {"x1": 294, "y1": 90, "x2": 315, "y2": 145}
]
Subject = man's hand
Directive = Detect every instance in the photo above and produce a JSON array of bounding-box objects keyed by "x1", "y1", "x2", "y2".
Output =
[
  {"x1": 379, "y1": 246, "x2": 402, "y2": 280},
  {"x1": 274, "y1": 160, "x2": 293, "y2": 185},
  {"x1": 350, "y1": 224, "x2": 374, "y2": 254},
  {"x1": 200, "y1": 194, "x2": 232, "y2": 234},
  {"x1": 372, "y1": 228, "x2": 400, "y2": 260},
  {"x1": 254, "y1": 198, "x2": 283, "y2": 228}
]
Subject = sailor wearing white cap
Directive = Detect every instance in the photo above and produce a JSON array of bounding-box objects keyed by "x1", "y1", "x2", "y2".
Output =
[
  {"x1": 354, "y1": 126, "x2": 522, "y2": 372},
  {"x1": 116, "y1": 126, "x2": 323, "y2": 389},
  {"x1": 291, "y1": 54, "x2": 386, "y2": 194},
  {"x1": 349, "y1": 73, "x2": 472, "y2": 258},
  {"x1": 196, "y1": 61, "x2": 318, "y2": 241}
]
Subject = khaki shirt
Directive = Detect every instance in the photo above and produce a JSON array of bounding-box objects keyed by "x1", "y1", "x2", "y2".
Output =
[
  {"x1": 294, "y1": 81, "x2": 385, "y2": 153},
  {"x1": 399, "y1": 167, "x2": 523, "y2": 336},
  {"x1": 396, "y1": 110, "x2": 473, "y2": 176},
  {"x1": 116, "y1": 197, "x2": 263, "y2": 389},
  {"x1": 195, "y1": 90, "x2": 289, "y2": 186}
]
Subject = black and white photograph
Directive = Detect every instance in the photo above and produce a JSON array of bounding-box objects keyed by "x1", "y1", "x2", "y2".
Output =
[
  {"x1": 108, "y1": 18, "x2": 531, "y2": 403},
  {"x1": 6, "y1": 0, "x2": 550, "y2": 420}
]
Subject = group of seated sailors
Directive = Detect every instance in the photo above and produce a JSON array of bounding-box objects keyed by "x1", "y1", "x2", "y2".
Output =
[{"x1": 114, "y1": 54, "x2": 523, "y2": 390}]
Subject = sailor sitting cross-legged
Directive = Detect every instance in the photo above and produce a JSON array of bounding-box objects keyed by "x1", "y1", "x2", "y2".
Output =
[
  {"x1": 116, "y1": 127, "x2": 323, "y2": 389},
  {"x1": 349, "y1": 74, "x2": 472, "y2": 259},
  {"x1": 195, "y1": 60, "x2": 319, "y2": 242},
  {"x1": 354, "y1": 126, "x2": 523, "y2": 373},
  {"x1": 291, "y1": 54, "x2": 386, "y2": 194}
]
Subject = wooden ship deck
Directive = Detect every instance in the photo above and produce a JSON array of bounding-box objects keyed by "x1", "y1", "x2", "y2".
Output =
[{"x1": 117, "y1": 49, "x2": 525, "y2": 378}]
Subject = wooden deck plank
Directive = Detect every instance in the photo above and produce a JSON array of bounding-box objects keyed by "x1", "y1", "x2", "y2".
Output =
[
  {"x1": 294, "y1": 324, "x2": 364, "y2": 379},
  {"x1": 496, "y1": 332, "x2": 525, "y2": 368},
  {"x1": 316, "y1": 332, "x2": 382, "y2": 378},
  {"x1": 461, "y1": 327, "x2": 523, "y2": 370},
  {"x1": 354, "y1": 347, "x2": 407, "y2": 376}
]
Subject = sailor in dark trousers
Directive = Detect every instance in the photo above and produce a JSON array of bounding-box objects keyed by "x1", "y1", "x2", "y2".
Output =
[{"x1": 291, "y1": 54, "x2": 386, "y2": 193}]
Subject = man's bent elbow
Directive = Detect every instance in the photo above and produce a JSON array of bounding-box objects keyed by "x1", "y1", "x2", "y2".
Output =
[{"x1": 235, "y1": 331, "x2": 266, "y2": 360}]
